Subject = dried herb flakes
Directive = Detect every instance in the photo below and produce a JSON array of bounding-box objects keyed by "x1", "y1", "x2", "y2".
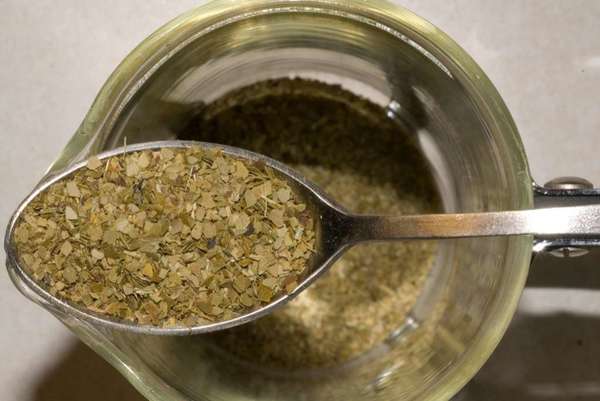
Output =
[{"x1": 13, "y1": 146, "x2": 315, "y2": 328}]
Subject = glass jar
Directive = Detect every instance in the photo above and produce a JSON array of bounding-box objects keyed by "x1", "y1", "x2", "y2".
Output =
[{"x1": 8, "y1": 1, "x2": 537, "y2": 400}]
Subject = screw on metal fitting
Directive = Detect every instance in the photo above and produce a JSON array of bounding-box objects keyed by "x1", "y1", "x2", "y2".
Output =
[
  {"x1": 548, "y1": 246, "x2": 590, "y2": 258},
  {"x1": 544, "y1": 177, "x2": 594, "y2": 190}
]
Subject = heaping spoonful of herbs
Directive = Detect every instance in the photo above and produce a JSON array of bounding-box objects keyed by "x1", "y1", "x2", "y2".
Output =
[{"x1": 6, "y1": 141, "x2": 600, "y2": 335}]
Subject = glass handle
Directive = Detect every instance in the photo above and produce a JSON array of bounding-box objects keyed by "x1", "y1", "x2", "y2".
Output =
[{"x1": 533, "y1": 176, "x2": 600, "y2": 256}]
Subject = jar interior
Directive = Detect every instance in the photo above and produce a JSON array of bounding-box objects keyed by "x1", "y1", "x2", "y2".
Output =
[{"x1": 94, "y1": 6, "x2": 533, "y2": 401}]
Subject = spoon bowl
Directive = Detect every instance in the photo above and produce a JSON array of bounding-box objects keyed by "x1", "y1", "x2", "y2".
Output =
[{"x1": 5, "y1": 140, "x2": 345, "y2": 336}]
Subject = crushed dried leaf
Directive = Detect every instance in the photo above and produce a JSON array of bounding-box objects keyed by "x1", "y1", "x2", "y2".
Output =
[{"x1": 14, "y1": 146, "x2": 315, "y2": 328}]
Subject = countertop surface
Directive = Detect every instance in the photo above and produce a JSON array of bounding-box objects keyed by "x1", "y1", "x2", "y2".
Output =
[{"x1": 1, "y1": 1, "x2": 600, "y2": 400}]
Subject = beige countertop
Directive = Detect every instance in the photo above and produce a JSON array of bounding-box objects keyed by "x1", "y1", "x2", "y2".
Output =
[{"x1": 1, "y1": 1, "x2": 599, "y2": 400}]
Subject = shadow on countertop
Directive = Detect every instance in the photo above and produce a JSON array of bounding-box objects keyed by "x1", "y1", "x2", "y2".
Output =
[
  {"x1": 454, "y1": 312, "x2": 600, "y2": 401},
  {"x1": 31, "y1": 341, "x2": 145, "y2": 401},
  {"x1": 455, "y1": 249, "x2": 600, "y2": 401},
  {"x1": 525, "y1": 249, "x2": 600, "y2": 290}
]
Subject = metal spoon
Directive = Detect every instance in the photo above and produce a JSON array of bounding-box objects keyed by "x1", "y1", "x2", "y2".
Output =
[{"x1": 6, "y1": 140, "x2": 600, "y2": 335}]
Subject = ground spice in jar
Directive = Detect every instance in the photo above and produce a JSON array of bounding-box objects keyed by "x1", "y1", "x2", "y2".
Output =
[
  {"x1": 13, "y1": 146, "x2": 315, "y2": 328},
  {"x1": 178, "y1": 78, "x2": 440, "y2": 368}
]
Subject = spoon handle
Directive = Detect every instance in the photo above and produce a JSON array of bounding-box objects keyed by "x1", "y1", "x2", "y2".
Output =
[{"x1": 348, "y1": 205, "x2": 600, "y2": 242}]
